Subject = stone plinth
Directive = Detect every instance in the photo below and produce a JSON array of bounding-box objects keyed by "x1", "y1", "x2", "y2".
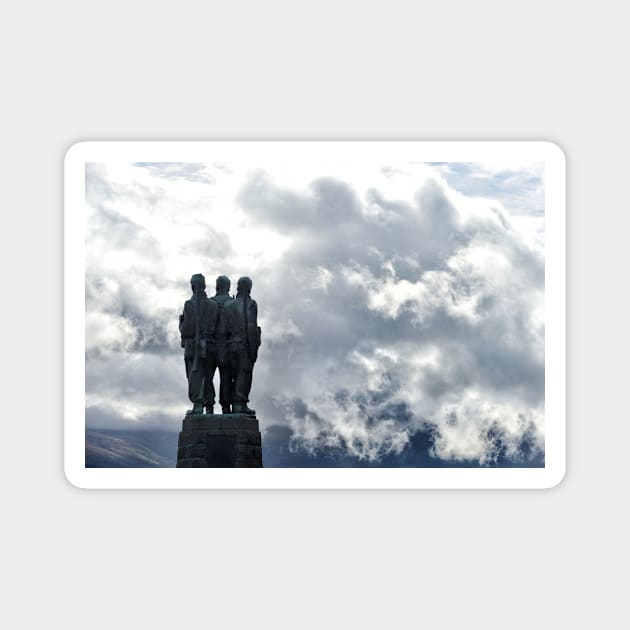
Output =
[{"x1": 176, "y1": 414, "x2": 263, "y2": 468}]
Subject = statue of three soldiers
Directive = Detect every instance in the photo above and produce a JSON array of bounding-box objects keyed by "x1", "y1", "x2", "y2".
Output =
[{"x1": 179, "y1": 274, "x2": 261, "y2": 416}]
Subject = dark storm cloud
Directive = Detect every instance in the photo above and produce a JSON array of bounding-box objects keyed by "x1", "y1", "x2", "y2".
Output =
[
  {"x1": 85, "y1": 269, "x2": 180, "y2": 358},
  {"x1": 261, "y1": 420, "x2": 544, "y2": 468},
  {"x1": 235, "y1": 168, "x2": 544, "y2": 463},
  {"x1": 238, "y1": 172, "x2": 362, "y2": 228},
  {"x1": 239, "y1": 173, "x2": 475, "y2": 277}
]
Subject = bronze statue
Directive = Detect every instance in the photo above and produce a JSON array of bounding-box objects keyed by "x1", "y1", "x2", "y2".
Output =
[
  {"x1": 210, "y1": 275, "x2": 234, "y2": 414},
  {"x1": 179, "y1": 274, "x2": 219, "y2": 415},
  {"x1": 221, "y1": 276, "x2": 261, "y2": 415},
  {"x1": 177, "y1": 273, "x2": 264, "y2": 467}
]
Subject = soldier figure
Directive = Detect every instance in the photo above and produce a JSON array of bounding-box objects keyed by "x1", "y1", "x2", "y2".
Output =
[
  {"x1": 210, "y1": 275, "x2": 234, "y2": 414},
  {"x1": 179, "y1": 274, "x2": 219, "y2": 415},
  {"x1": 221, "y1": 276, "x2": 261, "y2": 415}
]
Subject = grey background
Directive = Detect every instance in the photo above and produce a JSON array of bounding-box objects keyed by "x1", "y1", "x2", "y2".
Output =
[{"x1": 1, "y1": 1, "x2": 627, "y2": 629}]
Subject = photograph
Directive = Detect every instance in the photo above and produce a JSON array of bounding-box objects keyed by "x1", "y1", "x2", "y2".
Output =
[{"x1": 65, "y1": 141, "x2": 564, "y2": 487}]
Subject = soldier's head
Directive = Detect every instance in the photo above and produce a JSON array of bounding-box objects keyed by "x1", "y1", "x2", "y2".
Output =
[
  {"x1": 190, "y1": 273, "x2": 206, "y2": 293},
  {"x1": 215, "y1": 275, "x2": 231, "y2": 294},
  {"x1": 236, "y1": 276, "x2": 252, "y2": 296}
]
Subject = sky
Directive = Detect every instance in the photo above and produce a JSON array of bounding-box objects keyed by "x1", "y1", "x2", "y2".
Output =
[{"x1": 85, "y1": 158, "x2": 545, "y2": 467}]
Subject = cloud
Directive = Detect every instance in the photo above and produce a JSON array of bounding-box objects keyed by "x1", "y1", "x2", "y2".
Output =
[
  {"x1": 238, "y1": 172, "x2": 363, "y2": 228},
  {"x1": 430, "y1": 162, "x2": 545, "y2": 245},
  {"x1": 132, "y1": 162, "x2": 215, "y2": 183},
  {"x1": 85, "y1": 160, "x2": 545, "y2": 465}
]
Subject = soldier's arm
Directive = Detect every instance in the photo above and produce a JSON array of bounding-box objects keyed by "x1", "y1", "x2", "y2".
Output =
[
  {"x1": 179, "y1": 312, "x2": 185, "y2": 347},
  {"x1": 251, "y1": 300, "x2": 261, "y2": 347},
  {"x1": 180, "y1": 301, "x2": 196, "y2": 338}
]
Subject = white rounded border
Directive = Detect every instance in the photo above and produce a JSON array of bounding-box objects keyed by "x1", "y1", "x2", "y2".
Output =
[{"x1": 64, "y1": 141, "x2": 565, "y2": 489}]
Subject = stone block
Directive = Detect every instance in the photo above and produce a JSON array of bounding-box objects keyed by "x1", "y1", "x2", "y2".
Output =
[
  {"x1": 188, "y1": 443, "x2": 207, "y2": 459},
  {"x1": 176, "y1": 413, "x2": 263, "y2": 468},
  {"x1": 178, "y1": 431, "x2": 208, "y2": 447},
  {"x1": 182, "y1": 413, "x2": 259, "y2": 432}
]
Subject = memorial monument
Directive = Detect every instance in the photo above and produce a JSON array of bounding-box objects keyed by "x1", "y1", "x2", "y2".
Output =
[{"x1": 176, "y1": 274, "x2": 263, "y2": 467}]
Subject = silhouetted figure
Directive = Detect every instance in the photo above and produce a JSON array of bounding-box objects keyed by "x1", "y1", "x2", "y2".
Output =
[
  {"x1": 179, "y1": 274, "x2": 219, "y2": 415},
  {"x1": 210, "y1": 275, "x2": 234, "y2": 414},
  {"x1": 221, "y1": 276, "x2": 261, "y2": 415}
]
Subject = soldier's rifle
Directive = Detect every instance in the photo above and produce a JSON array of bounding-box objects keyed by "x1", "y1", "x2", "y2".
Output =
[{"x1": 192, "y1": 284, "x2": 206, "y2": 372}]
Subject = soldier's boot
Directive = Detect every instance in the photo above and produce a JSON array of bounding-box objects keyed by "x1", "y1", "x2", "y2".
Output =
[
  {"x1": 205, "y1": 405, "x2": 214, "y2": 415},
  {"x1": 233, "y1": 403, "x2": 256, "y2": 416},
  {"x1": 186, "y1": 404, "x2": 204, "y2": 416},
  {"x1": 222, "y1": 405, "x2": 231, "y2": 414}
]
